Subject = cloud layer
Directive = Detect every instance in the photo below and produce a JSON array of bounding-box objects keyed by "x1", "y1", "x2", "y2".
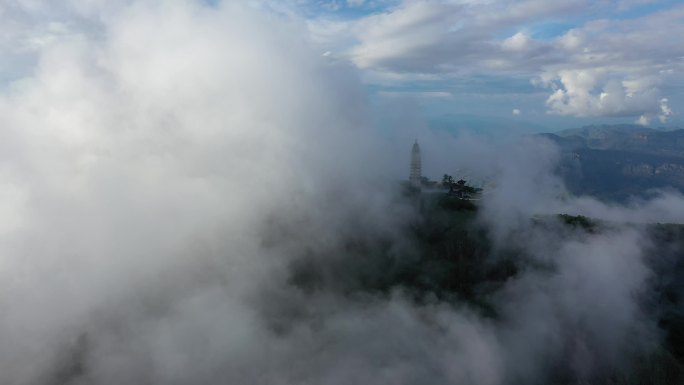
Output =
[
  {"x1": 308, "y1": 0, "x2": 684, "y2": 121},
  {"x1": 0, "y1": 2, "x2": 682, "y2": 385}
]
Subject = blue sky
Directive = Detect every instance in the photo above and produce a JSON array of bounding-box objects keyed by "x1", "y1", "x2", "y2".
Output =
[
  {"x1": 296, "y1": 0, "x2": 684, "y2": 132},
  {"x1": 1, "y1": 0, "x2": 683, "y2": 133}
]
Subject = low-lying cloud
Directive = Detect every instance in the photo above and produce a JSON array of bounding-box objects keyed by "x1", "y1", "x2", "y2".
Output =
[{"x1": 0, "y1": 2, "x2": 682, "y2": 385}]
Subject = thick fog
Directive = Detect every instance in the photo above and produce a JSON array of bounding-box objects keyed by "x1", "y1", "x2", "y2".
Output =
[{"x1": 0, "y1": 2, "x2": 681, "y2": 385}]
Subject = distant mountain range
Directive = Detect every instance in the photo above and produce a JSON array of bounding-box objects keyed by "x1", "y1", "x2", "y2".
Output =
[{"x1": 539, "y1": 124, "x2": 684, "y2": 201}]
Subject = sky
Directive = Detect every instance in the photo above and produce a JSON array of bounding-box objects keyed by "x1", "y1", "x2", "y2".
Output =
[
  {"x1": 1, "y1": 0, "x2": 683, "y2": 133},
  {"x1": 299, "y1": 0, "x2": 684, "y2": 131}
]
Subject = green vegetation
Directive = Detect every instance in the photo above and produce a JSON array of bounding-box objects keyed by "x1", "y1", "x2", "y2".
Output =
[
  {"x1": 442, "y1": 174, "x2": 480, "y2": 198},
  {"x1": 437, "y1": 194, "x2": 477, "y2": 211},
  {"x1": 287, "y1": 197, "x2": 511, "y2": 316},
  {"x1": 284, "y1": 198, "x2": 684, "y2": 384},
  {"x1": 558, "y1": 213, "x2": 596, "y2": 231}
]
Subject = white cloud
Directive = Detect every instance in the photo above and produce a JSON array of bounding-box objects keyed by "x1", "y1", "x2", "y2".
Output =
[
  {"x1": 0, "y1": 3, "x2": 394, "y2": 383},
  {"x1": 540, "y1": 70, "x2": 665, "y2": 117},
  {"x1": 534, "y1": 7, "x2": 684, "y2": 118},
  {"x1": 0, "y1": 3, "x2": 680, "y2": 383},
  {"x1": 634, "y1": 97, "x2": 673, "y2": 125},
  {"x1": 307, "y1": 0, "x2": 684, "y2": 119},
  {"x1": 9, "y1": 1, "x2": 682, "y2": 120},
  {"x1": 659, "y1": 97, "x2": 673, "y2": 123},
  {"x1": 512, "y1": 108, "x2": 521, "y2": 115},
  {"x1": 501, "y1": 32, "x2": 533, "y2": 52},
  {"x1": 338, "y1": 0, "x2": 586, "y2": 73},
  {"x1": 636, "y1": 114, "x2": 650, "y2": 126},
  {"x1": 0, "y1": 2, "x2": 683, "y2": 385},
  {"x1": 349, "y1": 1, "x2": 464, "y2": 71}
]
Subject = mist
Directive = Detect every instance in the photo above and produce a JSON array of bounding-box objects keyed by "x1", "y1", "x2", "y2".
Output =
[{"x1": 0, "y1": 2, "x2": 682, "y2": 385}]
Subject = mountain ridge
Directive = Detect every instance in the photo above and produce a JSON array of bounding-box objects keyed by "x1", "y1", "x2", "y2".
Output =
[{"x1": 540, "y1": 124, "x2": 684, "y2": 201}]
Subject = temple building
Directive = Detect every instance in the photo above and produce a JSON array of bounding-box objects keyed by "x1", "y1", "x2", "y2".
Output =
[{"x1": 409, "y1": 140, "x2": 422, "y2": 187}]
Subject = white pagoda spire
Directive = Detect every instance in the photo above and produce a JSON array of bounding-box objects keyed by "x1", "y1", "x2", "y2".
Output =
[{"x1": 409, "y1": 140, "x2": 421, "y2": 187}]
